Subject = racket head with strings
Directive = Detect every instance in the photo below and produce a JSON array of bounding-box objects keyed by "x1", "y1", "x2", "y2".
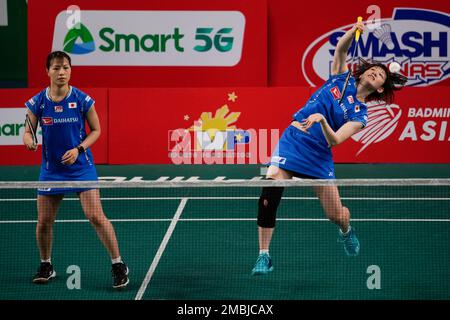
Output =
[{"x1": 25, "y1": 114, "x2": 38, "y2": 146}]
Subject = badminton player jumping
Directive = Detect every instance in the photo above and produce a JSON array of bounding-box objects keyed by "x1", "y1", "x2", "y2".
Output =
[{"x1": 252, "y1": 18, "x2": 408, "y2": 275}]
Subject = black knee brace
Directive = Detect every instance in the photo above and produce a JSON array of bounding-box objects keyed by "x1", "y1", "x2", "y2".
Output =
[{"x1": 257, "y1": 186, "x2": 285, "y2": 228}]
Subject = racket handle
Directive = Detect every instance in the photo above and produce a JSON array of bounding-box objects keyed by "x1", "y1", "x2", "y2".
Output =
[{"x1": 355, "y1": 16, "x2": 363, "y2": 42}]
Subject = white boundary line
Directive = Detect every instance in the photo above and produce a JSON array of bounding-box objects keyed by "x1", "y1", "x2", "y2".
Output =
[
  {"x1": 1, "y1": 217, "x2": 449, "y2": 224},
  {"x1": 2, "y1": 197, "x2": 450, "y2": 201},
  {"x1": 2, "y1": 178, "x2": 450, "y2": 188},
  {"x1": 134, "y1": 197, "x2": 188, "y2": 301}
]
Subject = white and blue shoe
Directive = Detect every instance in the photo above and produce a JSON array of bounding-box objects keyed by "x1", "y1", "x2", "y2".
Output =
[
  {"x1": 338, "y1": 226, "x2": 360, "y2": 256},
  {"x1": 251, "y1": 253, "x2": 274, "y2": 275}
]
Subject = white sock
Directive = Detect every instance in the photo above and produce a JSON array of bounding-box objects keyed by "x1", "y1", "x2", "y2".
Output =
[
  {"x1": 341, "y1": 226, "x2": 352, "y2": 236},
  {"x1": 41, "y1": 258, "x2": 51, "y2": 264},
  {"x1": 111, "y1": 257, "x2": 123, "y2": 264},
  {"x1": 259, "y1": 250, "x2": 269, "y2": 255}
]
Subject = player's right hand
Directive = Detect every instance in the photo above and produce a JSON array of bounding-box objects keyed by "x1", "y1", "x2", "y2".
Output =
[
  {"x1": 23, "y1": 134, "x2": 37, "y2": 151},
  {"x1": 351, "y1": 20, "x2": 365, "y2": 36}
]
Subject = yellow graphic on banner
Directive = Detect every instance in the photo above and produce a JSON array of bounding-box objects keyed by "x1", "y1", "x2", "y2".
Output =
[{"x1": 189, "y1": 105, "x2": 241, "y2": 151}]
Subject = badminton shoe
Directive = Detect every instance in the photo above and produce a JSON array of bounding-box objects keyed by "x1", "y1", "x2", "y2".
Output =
[
  {"x1": 251, "y1": 253, "x2": 273, "y2": 275},
  {"x1": 112, "y1": 262, "x2": 129, "y2": 289},
  {"x1": 33, "y1": 262, "x2": 56, "y2": 283},
  {"x1": 338, "y1": 226, "x2": 360, "y2": 256}
]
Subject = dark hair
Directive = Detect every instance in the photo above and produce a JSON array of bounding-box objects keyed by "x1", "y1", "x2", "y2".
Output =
[
  {"x1": 46, "y1": 51, "x2": 72, "y2": 70},
  {"x1": 353, "y1": 58, "x2": 408, "y2": 104}
]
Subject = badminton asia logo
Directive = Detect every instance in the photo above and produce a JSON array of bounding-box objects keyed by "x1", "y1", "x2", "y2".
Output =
[
  {"x1": 63, "y1": 23, "x2": 95, "y2": 54},
  {"x1": 302, "y1": 8, "x2": 449, "y2": 87},
  {"x1": 351, "y1": 101, "x2": 450, "y2": 155},
  {"x1": 351, "y1": 102, "x2": 402, "y2": 155},
  {"x1": 168, "y1": 92, "x2": 279, "y2": 164}
]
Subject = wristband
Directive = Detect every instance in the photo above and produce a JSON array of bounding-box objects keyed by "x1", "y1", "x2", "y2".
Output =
[{"x1": 77, "y1": 145, "x2": 85, "y2": 153}]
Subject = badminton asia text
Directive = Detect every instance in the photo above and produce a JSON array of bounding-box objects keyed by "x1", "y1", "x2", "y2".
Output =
[
  {"x1": 177, "y1": 304, "x2": 274, "y2": 318},
  {"x1": 400, "y1": 107, "x2": 450, "y2": 141}
]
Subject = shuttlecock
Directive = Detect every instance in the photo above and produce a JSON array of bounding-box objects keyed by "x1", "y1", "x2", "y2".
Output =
[
  {"x1": 389, "y1": 62, "x2": 401, "y2": 73},
  {"x1": 373, "y1": 24, "x2": 395, "y2": 50}
]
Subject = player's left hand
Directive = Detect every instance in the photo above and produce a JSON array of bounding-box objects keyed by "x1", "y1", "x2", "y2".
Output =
[
  {"x1": 301, "y1": 113, "x2": 326, "y2": 130},
  {"x1": 61, "y1": 148, "x2": 79, "y2": 165}
]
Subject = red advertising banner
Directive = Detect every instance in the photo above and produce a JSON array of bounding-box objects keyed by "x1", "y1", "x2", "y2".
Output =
[
  {"x1": 333, "y1": 87, "x2": 450, "y2": 163},
  {"x1": 108, "y1": 86, "x2": 450, "y2": 164},
  {"x1": 2, "y1": 86, "x2": 449, "y2": 165},
  {"x1": 0, "y1": 88, "x2": 108, "y2": 165},
  {"x1": 28, "y1": 0, "x2": 267, "y2": 88},
  {"x1": 268, "y1": 0, "x2": 450, "y2": 87},
  {"x1": 108, "y1": 87, "x2": 310, "y2": 164}
]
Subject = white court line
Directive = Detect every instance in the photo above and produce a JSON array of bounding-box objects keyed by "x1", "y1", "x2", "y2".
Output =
[
  {"x1": 134, "y1": 197, "x2": 188, "y2": 301},
  {"x1": 1, "y1": 217, "x2": 449, "y2": 224},
  {"x1": 181, "y1": 218, "x2": 450, "y2": 222},
  {"x1": 1, "y1": 197, "x2": 450, "y2": 201},
  {"x1": 0, "y1": 219, "x2": 171, "y2": 223}
]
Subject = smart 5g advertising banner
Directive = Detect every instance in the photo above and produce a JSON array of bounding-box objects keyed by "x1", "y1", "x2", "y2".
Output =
[
  {"x1": 53, "y1": 11, "x2": 245, "y2": 67},
  {"x1": 28, "y1": 0, "x2": 267, "y2": 87},
  {"x1": 28, "y1": 1, "x2": 449, "y2": 88}
]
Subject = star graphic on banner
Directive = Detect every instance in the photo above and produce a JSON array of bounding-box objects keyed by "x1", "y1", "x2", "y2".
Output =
[
  {"x1": 228, "y1": 92, "x2": 238, "y2": 102},
  {"x1": 235, "y1": 133, "x2": 243, "y2": 142},
  {"x1": 184, "y1": 115, "x2": 190, "y2": 121}
]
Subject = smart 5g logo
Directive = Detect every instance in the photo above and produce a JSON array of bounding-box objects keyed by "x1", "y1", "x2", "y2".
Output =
[
  {"x1": 194, "y1": 28, "x2": 234, "y2": 52},
  {"x1": 53, "y1": 11, "x2": 245, "y2": 66}
]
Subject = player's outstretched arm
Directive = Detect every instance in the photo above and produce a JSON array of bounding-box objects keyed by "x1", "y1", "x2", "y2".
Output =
[{"x1": 331, "y1": 21, "x2": 364, "y2": 75}]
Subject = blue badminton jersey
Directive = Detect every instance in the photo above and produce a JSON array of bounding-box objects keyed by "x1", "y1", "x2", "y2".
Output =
[
  {"x1": 270, "y1": 71, "x2": 368, "y2": 179},
  {"x1": 25, "y1": 86, "x2": 98, "y2": 185}
]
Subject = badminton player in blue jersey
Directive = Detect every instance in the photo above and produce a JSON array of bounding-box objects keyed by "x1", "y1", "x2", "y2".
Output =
[
  {"x1": 252, "y1": 20, "x2": 407, "y2": 275},
  {"x1": 23, "y1": 51, "x2": 129, "y2": 288}
]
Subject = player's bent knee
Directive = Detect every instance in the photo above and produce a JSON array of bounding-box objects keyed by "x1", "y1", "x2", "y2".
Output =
[
  {"x1": 87, "y1": 214, "x2": 103, "y2": 226},
  {"x1": 37, "y1": 221, "x2": 53, "y2": 230},
  {"x1": 257, "y1": 186, "x2": 284, "y2": 228},
  {"x1": 266, "y1": 166, "x2": 290, "y2": 180}
]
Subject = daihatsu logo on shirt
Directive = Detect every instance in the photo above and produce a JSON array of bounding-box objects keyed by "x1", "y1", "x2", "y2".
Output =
[
  {"x1": 42, "y1": 117, "x2": 53, "y2": 125},
  {"x1": 52, "y1": 10, "x2": 246, "y2": 66},
  {"x1": 54, "y1": 117, "x2": 79, "y2": 124}
]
